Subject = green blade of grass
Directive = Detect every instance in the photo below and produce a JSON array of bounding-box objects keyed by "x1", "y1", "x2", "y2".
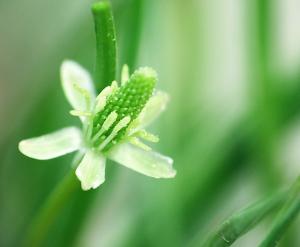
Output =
[
  {"x1": 92, "y1": 0, "x2": 117, "y2": 92},
  {"x1": 259, "y1": 176, "x2": 300, "y2": 247},
  {"x1": 120, "y1": 0, "x2": 144, "y2": 69},
  {"x1": 22, "y1": 171, "x2": 79, "y2": 247},
  {"x1": 199, "y1": 191, "x2": 286, "y2": 247}
]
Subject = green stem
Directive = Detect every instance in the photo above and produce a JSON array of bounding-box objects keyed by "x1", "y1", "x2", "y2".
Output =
[
  {"x1": 23, "y1": 171, "x2": 79, "y2": 247},
  {"x1": 22, "y1": 2, "x2": 118, "y2": 246},
  {"x1": 249, "y1": 0, "x2": 279, "y2": 188},
  {"x1": 92, "y1": 0, "x2": 117, "y2": 92},
  {"x1": 259, "y1": 176, "x2": 300, "y2": 247},
  {"x1": 198, "y1": 191, "x2": 286, "y2": 247},
  {"x1": 120, "y1": 0, "x2": 144, "y2": 69}
]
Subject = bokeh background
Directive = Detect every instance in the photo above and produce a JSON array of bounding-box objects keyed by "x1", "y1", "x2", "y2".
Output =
[{"x1": 1, "y1": 0, "x2": 300, "y2": 246}]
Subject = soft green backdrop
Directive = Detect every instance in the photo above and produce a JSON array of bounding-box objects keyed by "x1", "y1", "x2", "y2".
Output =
[{"x1": 1, "y1": 0, "x2": 300, "y2": 246}]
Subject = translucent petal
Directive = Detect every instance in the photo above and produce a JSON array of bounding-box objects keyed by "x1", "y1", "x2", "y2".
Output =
[
  {"x1": 108, "y1": 142, "x2": 176, "y2": 178},
  {"x1": 136, "y1": 90, "x2": 169, "y2": 129},
  {"x1": 75, "y1": 149, "x2": 106, "y2": 190},
  {"x1": 18, "y1": 127, "x2": 82, "y2": 160},
  {"x1": 60, "y1": 60, "x2": 96, "y2": 111}
]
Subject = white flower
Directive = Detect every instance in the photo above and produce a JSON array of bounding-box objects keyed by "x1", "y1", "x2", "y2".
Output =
[{"x1": 18, "y1": 60, "x2": 176, "y2": 190}]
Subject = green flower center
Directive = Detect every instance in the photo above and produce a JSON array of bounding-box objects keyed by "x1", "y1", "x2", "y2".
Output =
[{"x1": 91, "y1": 67, "x2": 157, "y2": 151}]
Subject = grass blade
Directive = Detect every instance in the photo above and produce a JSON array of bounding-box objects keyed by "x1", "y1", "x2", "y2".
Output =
[
  {"x1": 199, "y1": 191, "x2": 286, "y2": 247},
  {"x1": 259, "y1": 176, "x2": 300, "y2": 247},
  {"x1": 23, "y1": 172, "x2": 78, "y2": 247}
]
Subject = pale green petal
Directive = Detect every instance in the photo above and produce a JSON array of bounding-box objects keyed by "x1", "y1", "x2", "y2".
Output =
[
  {"x1": 108, "y1": 142, "x2": 176, "y2": 178},
  {"x1": 60, "y1": 60, "x2": 96, "y2": 111},
  {"x1": 136, "y1": 90, "x2": 169, "y2": 129},
  {"x1": 18, "y1": 127, "x2": 82, "y2": 160},
  {"x1": 75, "y1": 149, "x2": 106, "y2": 190}
]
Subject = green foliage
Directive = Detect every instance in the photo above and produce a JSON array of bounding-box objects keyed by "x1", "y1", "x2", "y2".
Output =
[
  {"x1": 200, "y1": 191, "x2": 286, "y2": 247},
  {"x1": 259, "y1": 176, "x2": 300, "y2": 247},
  {"x1": 1, "y1": 0, "x2": 300, "y2": 246}
]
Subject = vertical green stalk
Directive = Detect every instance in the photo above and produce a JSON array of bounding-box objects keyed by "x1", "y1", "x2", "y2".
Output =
[
  {"x1": 256, "y1": 0, "x2": 270, "y2": 68},
  {"x1": 253, "y1": 0, "x2": 277, "y2": 186},
  {"x1": 92, "y1": 0, "x2": 117, "y2": 91},
  {"x1": 120, "y1": 0, "x2": 144, "y2": 69},
  {"x1": 249, "y1": 0, "x2": 279, "y2": 188},
  {"x1": 60, "y1": 2, "x2": 119, "y2": 245},
  {"x1": 259, "y1": 176, "x2": 300, "y2": 247},
  {"x1": 250, "y1": 1, "x2": 298, "y2": 245},
  {"x1": 23, "y1": 171, "x2": 79, "y2": 247},
  {"x1": 23, "y1": 2, "x2": 119, "y2": 246}
]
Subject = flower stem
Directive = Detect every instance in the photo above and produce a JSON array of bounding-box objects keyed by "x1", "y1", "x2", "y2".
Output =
[
  {"x1": 22, "y1": 2, "x2": 118, "y2": 246},
  {"x1": 92, "y1": 0, "x2": 117, "y2": 92},
  {"x1": 23, "y1": 171, "x2": 79, "y2": 247},
  {"x1": 259, "y1": 176, "x2": 300, "y2": 247},
  {"x1": 198, "y1": 190, "x2": 286, "y2": 247}
]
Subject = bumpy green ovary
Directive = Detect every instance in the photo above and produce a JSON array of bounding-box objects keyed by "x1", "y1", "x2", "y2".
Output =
[{"x1": 92, "y1": 68, "x2": 157, "y2": 151}]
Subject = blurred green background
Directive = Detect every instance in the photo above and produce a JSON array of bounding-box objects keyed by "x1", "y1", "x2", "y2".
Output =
[{"x1": 1, "y1": 0, "x2": 300, "y2": 246}]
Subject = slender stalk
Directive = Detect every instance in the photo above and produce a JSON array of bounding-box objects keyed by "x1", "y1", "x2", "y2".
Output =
[
  {"x1": 120, "y1": 0, "x2": 144, "y2": 69},
  {"x1": 249, "y1": 0, "x2": 280, "y2": 187},
  {"x1": 259, "y1": 176, "x2": 300, "y2": 247},
  {"x1": 92, "y1": 0, "x2": 117, "y2": 92},
  {"x1": 198, "y1": 191, "x2": 286, "y2": 247},
  {"x1": 22, "y1": 2, "x2": 119, "y2": 246},
  {"x1": 23, "y1": 171, "x2": 79, "y2": 247}
]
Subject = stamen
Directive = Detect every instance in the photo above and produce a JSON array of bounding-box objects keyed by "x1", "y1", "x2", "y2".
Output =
[
  {"x1": 129, "y1": 137, "x2": 151, "y2": 151},
  {"x1": 85, "y1": 117, "x2": 94, "y2": 141},
  {"x1": 126, "y1": 119, "x2": 140, "y2": 136},
  {"x1": 121, "y1": 64, "x2": 129, "y2": 85},
  {"x1": 95, "y1": 86, "x2": 112, "y2": 112},
  {"x1": 98, "y1": 116, "x2": 131, "y2": 151},
  {"x1": 111, "y1": 80, "x2": 118, "y2": 92},
  {"x1": 135, "y1": 130, "x2": 159, "y2": 142},
  {"x1": 92, "y1": 111, "x2": 118, "y2": 142},
  {"x1": 70, "y1": 110, "x2": 92, "y2": 117}
]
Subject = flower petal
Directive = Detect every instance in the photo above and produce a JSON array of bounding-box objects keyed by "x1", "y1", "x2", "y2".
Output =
[
  {"x1": 18, "y1": 127, "x2": 82, "y2": 160},
  {"x1": 60, "y1": 60, "x2": 96, "y2": 111},
  {"x1": 75, "y1": 149, "x2": 106, "y2": 190},
  {"x1": 108, "y1": 142, "x2": 176, "y2": 178},
  {"x1": 136, "y1": 90, "x2": 169, "y2": 129}
]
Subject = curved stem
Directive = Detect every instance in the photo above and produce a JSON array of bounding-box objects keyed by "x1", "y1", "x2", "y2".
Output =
[
  {"x1": 197, "y1": 191, "x2": 286, "y2": 247},
  {"x1": 23, "y1": 171, "x2": 79, "y2": 247},
  {"x1": 259, "y1": 176, "x2": 300, "y2": 247}
]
